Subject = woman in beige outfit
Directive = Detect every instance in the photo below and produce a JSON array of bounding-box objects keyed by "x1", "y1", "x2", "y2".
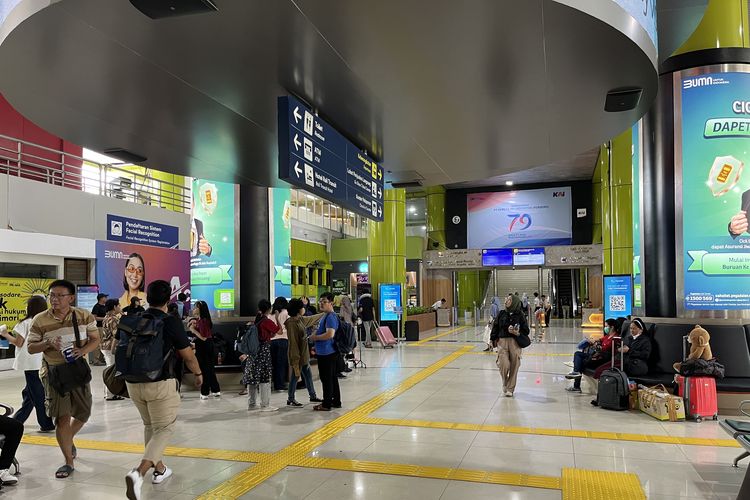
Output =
[{"x1": 494, "y1": 295, "x2": 530, "y2": 397}]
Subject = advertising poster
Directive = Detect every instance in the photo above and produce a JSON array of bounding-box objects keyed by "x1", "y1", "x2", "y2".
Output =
[
  {"x1": 76, "y1": 285, "x2": 100, "y2": 312},
  {"x1": 95, "y1": 240, "x2": 190, "y2": 308},
  {"x1": 379, "y1": 283, "x2": 402, "y2": 322},
  {"x1": 603, "y1": 275, "x2": 632, "y2": 319},
  {"x1": 467, "y1": 187, "x2": 572, "y2": 249},
  {"x1": 632, "y1": 122, "x2": 642, "y2": 308},
  {"x1": 0, "y1": 277, "x2": 52, "y2": 331},
  {"x1": 190, "y1": 179, "x2": 236, "y2": 311},
  {"x1": 272, "y1": 188, "x2": 292, "y2": 299},
  {"x1": 681, "y1": 71, "x2": 750, "y2": 310}
]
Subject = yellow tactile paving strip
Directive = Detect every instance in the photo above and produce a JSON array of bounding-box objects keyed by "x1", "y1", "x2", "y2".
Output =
[
  {"x1": 21, "y1": 344, "x2": 647, "y2": 499},
  {"x1": 410, "y1": 325, "x2": 469, "y2": 345},
  {"x1": 356, "y1": 416, "x2": 741, "y2": 448},
  {"x1": 562, "y1": 468, "x2": 646, "y2": 500},
  {"x1": 289, "y1": 456, "x2": 562, "y2": 490}
]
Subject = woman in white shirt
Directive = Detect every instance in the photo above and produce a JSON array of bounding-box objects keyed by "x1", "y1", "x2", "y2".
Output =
[
  {"x1": 0, "y1": 296, "x2": 55, "y2": 432},
  {"x1": 271, "y1": 297, "x2": 290, "y2": 392}
]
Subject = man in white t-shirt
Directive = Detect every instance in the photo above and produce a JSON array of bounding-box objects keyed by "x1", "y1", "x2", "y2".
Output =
[{"x1": 431, "y1": 298, "x2": 446, "y2": 310}]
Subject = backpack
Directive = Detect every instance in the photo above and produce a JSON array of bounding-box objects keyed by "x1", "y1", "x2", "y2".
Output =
[
  {"x1": 238, "y1": 323, "x2": 260, "y2": 357},
  {"x1": 115, "y1": 313, "x2": 172, "y2": 383},
  {"x1": 333, "y1": 315, "x2": 357, "y2": 354}
]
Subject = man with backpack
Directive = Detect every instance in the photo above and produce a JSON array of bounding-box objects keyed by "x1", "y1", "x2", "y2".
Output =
[
  {"x1": 311, "y1": 292, "x2": 341, "y2": 411},
  {"x1": 120, "y1": 280, "x2": 203, "y2": 500}
]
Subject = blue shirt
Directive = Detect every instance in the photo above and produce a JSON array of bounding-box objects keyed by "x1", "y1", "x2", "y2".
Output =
[{"x1": 315, "y1": 313, "x2": 338, "y2": 356}]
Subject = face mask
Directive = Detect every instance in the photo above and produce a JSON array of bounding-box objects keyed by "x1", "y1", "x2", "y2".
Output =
[{"x1": 604, "y1": 326, "x2": 610, "y2": 334}]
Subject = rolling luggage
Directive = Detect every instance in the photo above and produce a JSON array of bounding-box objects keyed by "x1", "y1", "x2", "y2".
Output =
[
  {"x1": 376, "y1": 324, "x2": 397, "y2": 348},
  {"x1": 676, "y1": 335, "x2": 718, "y2": 422},
  {"x1": 597, "y1": 337, "x2": 629, "y2": 411},
  {"x1": 404, "y1": 321, "x2": 419, "y2": 342}
]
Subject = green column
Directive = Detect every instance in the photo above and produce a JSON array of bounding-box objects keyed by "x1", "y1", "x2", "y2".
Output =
[
  {"x1": 674, "y1": 0, "x2": 750, "y2": 54},
  {"x1": 368, "y1": 188, "x2": 406, "y2": 329},
  {"x1": 598, "y1": 129, "x2": 633, "y2": 276},
  {"x1": 426, "y1": 186, "x2": 446, "y2": 250},
  {"x1": 456, "y1": 270, "x2": 490, "y2": 315}
]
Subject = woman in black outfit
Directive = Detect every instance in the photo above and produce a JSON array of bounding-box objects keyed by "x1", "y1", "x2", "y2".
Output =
[{"x1": 188, "y1": 300, "x2": 221, "y2": 399}]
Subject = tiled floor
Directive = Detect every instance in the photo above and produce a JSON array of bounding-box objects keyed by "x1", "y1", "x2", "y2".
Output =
[{"x1": 0, "y1": 321, "x2": 745, "y2": 499}]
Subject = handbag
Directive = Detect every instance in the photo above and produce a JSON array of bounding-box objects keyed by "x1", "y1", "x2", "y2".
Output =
[
  {"x1": 47, "y1": 311, "x2": 92, "y2": 395},
  {"x1": 102, "y1": 364, "x2": 129, "y2": 398}
]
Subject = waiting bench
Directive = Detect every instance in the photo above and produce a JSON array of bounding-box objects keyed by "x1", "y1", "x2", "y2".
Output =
[{"x1": 720, "y1": 401, "x2": 750, "y2": 467}]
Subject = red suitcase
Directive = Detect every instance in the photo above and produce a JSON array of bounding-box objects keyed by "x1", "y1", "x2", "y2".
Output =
[
  {"x1": 676, "y1": 375, "x2": 718, "y2": 422},
  {"x1": 376, "y1": 325, "x2": 397, "y2": 348}
]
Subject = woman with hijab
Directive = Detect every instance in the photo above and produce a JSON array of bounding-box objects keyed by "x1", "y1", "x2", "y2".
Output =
[
  {"x1": 494, "y1": 294, "x2": 530, "y2": 397},
  {"x1": 339, "y1": 295, "x2": 354, "y2": 325}
]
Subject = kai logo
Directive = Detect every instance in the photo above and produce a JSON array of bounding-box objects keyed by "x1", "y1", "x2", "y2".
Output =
[
  {"x1": 508, "y1": 213, "x2": 532, "y2": 231},
  {"x1": 552, "y1": 191, "x2": 566, "y2": 198}
]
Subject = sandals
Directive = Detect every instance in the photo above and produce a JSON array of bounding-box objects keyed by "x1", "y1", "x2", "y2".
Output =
[
  {"x1": 313, "y1": 404, "x2": 330, "y2": 411},
  {"x1": 55, "y1": 464, "x2": 74, "y2": 479}
]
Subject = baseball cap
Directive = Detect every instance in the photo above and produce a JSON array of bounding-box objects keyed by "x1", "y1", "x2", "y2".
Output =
[{"x1": 97, "y1": 293, "x2": 109, "y2": 300}]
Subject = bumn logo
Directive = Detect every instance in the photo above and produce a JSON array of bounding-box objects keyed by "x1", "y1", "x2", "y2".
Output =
[
  {"x1": 683, "y1": 76, "x2": 713, "y2": 89},
  {"x1": 552, "y1": 191, "x2": 565, "y2": 198},
  {"x1": 508, "y1": 213, "x2": 532, "y2": 231}
]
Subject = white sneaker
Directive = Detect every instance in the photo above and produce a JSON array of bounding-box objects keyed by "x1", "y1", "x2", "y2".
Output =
[
  {"x1": 260, "y1": 406, "x2": 279, "y2": 412},
  {"x1": 200, "y1": 395, "x2": 209, "y2": 400},
  {"x1": 211, "y1": 392, "x2": 221, "y2": 398},
  {"x1": 0, "y1": 468, "x2": 18, "y2": 485},
  {"x1": 151, "y1": 465, "x2": 172, "y2": 484},
  {"x1": 504, "y1": 391, "x2": 513, "y2": 397},
  {"x1": 125, "y1": 469, "x2": 143, "y2": 500}
]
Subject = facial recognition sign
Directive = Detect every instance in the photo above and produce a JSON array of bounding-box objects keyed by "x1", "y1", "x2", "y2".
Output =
[
  {"x1": 278, "y1": 95, "x2": 384, "y2": 221},
  {"x1": 680, "y1": 70, "x2": 750, "y2": 310},
  {"x1": 379, "y1": 283, "x2": 402, "y2": 322}
]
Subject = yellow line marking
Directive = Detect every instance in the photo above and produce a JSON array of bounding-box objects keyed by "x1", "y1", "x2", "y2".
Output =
[
  {"x1": 562, "y1": 467, "x2": 645, "y2": 500},
  {"x1": 411, "y1": 326, "x2": 469, "y2": 345},
  {"x1": 356, "y1": 417, "x2": 741, "y2": 448},
  {"x1": 197, "y1": 346, "x2": 475, "y2": 498},
  {"x1": 288, "y1": 456, "x2": 561, "y2": 490},
  {"x1": 21, "y1": 435, "x2": 274, "y2": 462},
  {"x1": 465, "y1": 351, "x2": 575, "y2": 357}
]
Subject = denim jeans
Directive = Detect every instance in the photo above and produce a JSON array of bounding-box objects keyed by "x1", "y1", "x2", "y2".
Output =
[
  {"x1": 572, "y1": 351, "x2": 587, "y2": 389},
  {"x1": 288, "y1": 363, "x2": 317, "y2": 402},
  {"x1": 271, "y1": 339, "x2": 289, "y2": 391},
  {"x1": 13, "y1": 370, "x2": 55, "y2": 430}
]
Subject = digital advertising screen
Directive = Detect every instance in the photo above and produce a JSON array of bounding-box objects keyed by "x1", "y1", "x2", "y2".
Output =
[
  {"x1": 379, "y1": 283, "x2": 402, "y2": 322},
  {"x1": 467, "y1": 187, "x2": 572, "y2": 249},
  {"x1": 679, "y1": 70, "x2": 750, "y2": 310},
  {"x1": 190, "y1": 179, "x2": 236, "y2": 311},
  {"x1": 513, "y1": 247, "x2": 545, "y2": 266},
  {"x1": 0, "y1": 277, "x2": 52, "y2": 332},
  {"x1": 603, "y1": 275, "x2": 633, "y2": 319},
  {"x1": 95, "y1": 240, "x2": 190, "y2": 308},
  {"x1": 481, "y1": 248, "x2": 513, "y2": 267},
  {"x1": 632, "y1": 121, "x2": 642, "y2": 308}
]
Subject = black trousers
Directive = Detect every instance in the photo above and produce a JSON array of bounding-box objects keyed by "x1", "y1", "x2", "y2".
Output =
[
  {"x1": 316, "y1": 353, "x2": 341, "y2": 409},
  {"x1": 0, "y1": 415, "x2": 22, "y2": 470},
  {"x1": 195, "y1": 338, "x2": 220, "y2": 396},
  {"x1": 270, "y1": 339, "x2": 289, "y2": 390}
]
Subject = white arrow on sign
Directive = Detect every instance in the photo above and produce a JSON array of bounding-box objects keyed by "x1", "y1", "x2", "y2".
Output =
[
  {"x1": 378, "y1": 206, "x2": 382, "y2": 217},
  {"x1": 293, "y1": 106, "x2": 301, "y2": 123},
  {"x1": 294, "y1": 161, "x2": 302, "y2": 178},
  {"x1": 378, "y1": 187, "x2": 382, "y2": 199},
  {"x1": 294, "y1": 134, "x2": 301, "y2": 150}
]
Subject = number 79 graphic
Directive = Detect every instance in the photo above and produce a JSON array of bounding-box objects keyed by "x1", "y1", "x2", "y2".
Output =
[{"x1": 508, "y1": 213, "x2": 532, "y2": 231}]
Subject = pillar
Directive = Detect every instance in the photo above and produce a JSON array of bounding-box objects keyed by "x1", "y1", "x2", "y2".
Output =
[
  {"x1": 426, "y1": 185, "x2": 446, "y2": 250},
  {"x1": 368, "y1": 188, "x2": 406, "y2": 327},
  {"x1": 239, "y1": 185, "x2": 270, "y2": 316}
]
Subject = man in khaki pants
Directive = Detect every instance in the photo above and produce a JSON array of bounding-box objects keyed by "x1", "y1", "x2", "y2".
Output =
[{"x1": 123, "y1": 280, "x2": 202, "y2": 500}]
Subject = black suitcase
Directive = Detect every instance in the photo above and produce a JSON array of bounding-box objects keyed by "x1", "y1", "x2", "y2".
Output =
[
  {"x1": 597, "y1": 337, "x2": 629, "y2": 411},
  {"x1": 405, "y1": 321, "x2": 419, "y2": 341}
]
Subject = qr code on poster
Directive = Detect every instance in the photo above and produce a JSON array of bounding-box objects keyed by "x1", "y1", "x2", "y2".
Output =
[{"x1": 609, "y1": 295, "x2": 626, "y2": 312}]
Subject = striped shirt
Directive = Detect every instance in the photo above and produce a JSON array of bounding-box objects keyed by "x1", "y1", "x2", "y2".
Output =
[{"x1": 27, "y1": 307, "x2": 98, "y2": 374}]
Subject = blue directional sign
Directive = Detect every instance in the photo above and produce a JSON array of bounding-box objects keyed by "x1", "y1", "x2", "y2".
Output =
[{"x1": 278, "y1": 95, "x2": 384, "y2": 221}]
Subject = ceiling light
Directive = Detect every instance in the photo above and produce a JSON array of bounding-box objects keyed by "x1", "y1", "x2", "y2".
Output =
[
  {"x1": 422, "y1": 225, "x2": 427, "y2": 230},
  {"x1": 505, "y1": 181, "x2": 514, "y2": 186},
  {"x1": 409, "y1": 206, "x2": 417, "y2": 213}
]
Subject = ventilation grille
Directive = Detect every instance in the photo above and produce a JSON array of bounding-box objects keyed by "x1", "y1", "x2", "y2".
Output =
[{"x1": 129, "y1": 0, "x2": 218, "y2": 19}]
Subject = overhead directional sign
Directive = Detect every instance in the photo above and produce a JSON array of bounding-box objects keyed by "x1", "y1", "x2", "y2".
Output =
[{"x1": 278, "y1": 95, "x2": 384, "y2": 221}]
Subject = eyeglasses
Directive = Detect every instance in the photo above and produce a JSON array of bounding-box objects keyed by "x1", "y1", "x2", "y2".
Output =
[
  {"x1": 125, "y1": 265, "x2": 144, "y2": 276},
  {"x1": 319, "y1": 299, "x2": 330, "y2": 304},
  {"x1": 48, "y1": 293, "x2": 72, "y2": 300}
]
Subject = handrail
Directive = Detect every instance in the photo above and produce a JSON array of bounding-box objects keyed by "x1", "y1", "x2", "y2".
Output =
[{"x1": 0, "y1": 133, "x2": 190, "y2": 213}]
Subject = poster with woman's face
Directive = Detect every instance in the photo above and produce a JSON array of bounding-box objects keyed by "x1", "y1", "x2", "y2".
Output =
[{"x1": 95, "y1": 241, "x2": 190, "y2": 308}]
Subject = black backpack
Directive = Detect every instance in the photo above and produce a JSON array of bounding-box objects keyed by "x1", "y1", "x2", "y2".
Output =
[
  {"x1": 333, "y1": 315, "x2": 357, "y2": 354},
  {"x1": 115, "y1": 313, "x2": 172, "y2": 383}
]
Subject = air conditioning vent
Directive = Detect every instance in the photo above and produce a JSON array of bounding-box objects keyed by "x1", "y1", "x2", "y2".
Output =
[
  {"x1": 129, "y1": 0, "x2": 218, "y2": 20},
  {"x1": 390, "y1": 180, "x2": 423, "y2": 188},
  {"x1": 604, "y1": 87, "x2": 643, "y2": 112},
  {"x1": 103, "y1": 148, "x2": 148, "y2": 164}
]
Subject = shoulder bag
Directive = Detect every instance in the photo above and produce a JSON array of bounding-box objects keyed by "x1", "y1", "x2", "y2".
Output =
[{"x1": 48, "y1": 311, "x2": 92, "y2": 395}]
